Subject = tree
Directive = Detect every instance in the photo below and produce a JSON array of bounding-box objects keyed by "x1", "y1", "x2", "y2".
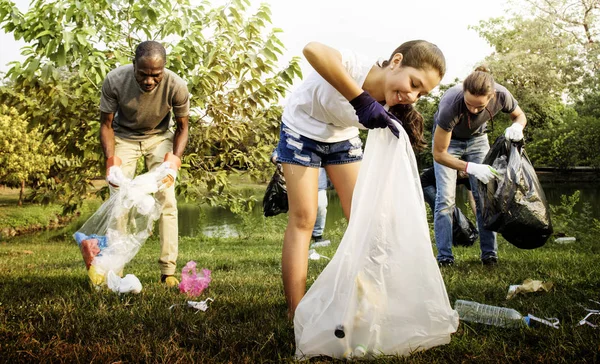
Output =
[
  {"x1": 521, "y1": 0, "x2": 600, "y2": 99},
  {"x1": 470, "y1": 0, "x2": 600, "y2": 168},
  {"x1": 0, "y1": 0, "x2": 301, "y2": 213},
  {"x1": 0, "y1": 104, "x2": 56, "y2": 205},
  {"x1": 471, "y1": 15, "x2": 583, "y2": 127}
]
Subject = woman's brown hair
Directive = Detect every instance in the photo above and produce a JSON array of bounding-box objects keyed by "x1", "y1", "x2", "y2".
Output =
[
  {"x1": 463, "y1": 65, "x2": 495, "y2": 96},
  {"x1": 381, "y1": 40, "x2": 446, "y2": 152}
]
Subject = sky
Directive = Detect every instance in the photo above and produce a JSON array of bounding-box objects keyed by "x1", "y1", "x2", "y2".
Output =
[{"x1": 0, "y1": 0, "x2": 513, "y2": 90}]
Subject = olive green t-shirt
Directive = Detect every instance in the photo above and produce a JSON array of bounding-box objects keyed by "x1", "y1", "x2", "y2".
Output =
[{"x1": 99, "y1": 64, "x2": 190, "y2": 140}]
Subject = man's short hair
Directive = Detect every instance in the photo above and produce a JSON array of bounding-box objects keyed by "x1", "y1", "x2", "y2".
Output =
[{"x1": 135, "y1": 41, "x2": 167, "y2": 63}]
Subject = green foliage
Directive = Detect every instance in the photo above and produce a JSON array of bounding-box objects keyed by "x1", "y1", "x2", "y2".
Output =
[
  {"x1": 550, "y1": 190, "x2": 600, "y2": 242},
  {"x1": 470, "y1": 0, "x2": 600, "y2": 167},
  {"x1": 528, "y1": 113, "x2": 600, "y2": 168},
  {"x1": 0, "y1": 0, "x2": 301, "y2": 213},
  {"x1": 471, "y1": 16, "x2": 582, "y2": 128},
  {"x1": 0, "y1": 105, "x2": 56, "y2": 205}
]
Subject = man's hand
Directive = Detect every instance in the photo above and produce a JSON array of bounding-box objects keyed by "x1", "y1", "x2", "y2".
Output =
[
  {"x1": 504, "y1": 123, "x2": 524, "y2": 142},
  {"x1": 106, "y1": 156, "x2": 124, "y2": 187},
  {"x1": 157, "y1": 152, "x2": 181, "y2": 190},
  {"x1": 466, "y1": 162, "x2": 499, "y2": 184},
  {"x1": 349, "y1": 91, "x2": 400, "y2": 138}
]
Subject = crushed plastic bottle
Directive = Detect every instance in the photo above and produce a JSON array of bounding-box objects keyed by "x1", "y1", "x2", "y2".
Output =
[{"x1": 455, "y1": 300, "x2": 529, "y2": 328}]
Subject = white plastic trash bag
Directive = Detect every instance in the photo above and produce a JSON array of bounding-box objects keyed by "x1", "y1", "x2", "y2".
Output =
[
  {"x1": 294, "y1": 126, "x2": 459, "y2": 360},
  {"x1": 74, "y1": 166, "x2": 167, "y2": 287}
]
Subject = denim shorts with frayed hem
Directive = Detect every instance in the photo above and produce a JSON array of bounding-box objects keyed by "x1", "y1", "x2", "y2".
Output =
[{"x1": 275, "y1": 124, "x2": 363, "y2": 168}]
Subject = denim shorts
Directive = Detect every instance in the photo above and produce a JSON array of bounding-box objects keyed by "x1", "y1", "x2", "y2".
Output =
[{"x1": 275, "y1": 124, "x2": 363, "y2": 168}]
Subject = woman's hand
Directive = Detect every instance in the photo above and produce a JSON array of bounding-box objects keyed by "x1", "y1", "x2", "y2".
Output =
[{"x1": 350, "y1": 91, "x2": 400, "y2": 138}]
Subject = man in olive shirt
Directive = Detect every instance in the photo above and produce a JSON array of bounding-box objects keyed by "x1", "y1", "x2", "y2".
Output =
[{"x1": 99, "y1": 40, "x2": 190, "y2": 287}]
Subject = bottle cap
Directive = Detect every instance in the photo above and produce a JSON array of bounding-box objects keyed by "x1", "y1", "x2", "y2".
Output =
[{"x1": 354, "y1": 345, "x2": 367, "y2": 357}]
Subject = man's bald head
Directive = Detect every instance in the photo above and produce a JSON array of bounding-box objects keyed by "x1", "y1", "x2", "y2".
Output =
[{"x1": 134, "y1": 41, "x2": 166, "y2": 65}]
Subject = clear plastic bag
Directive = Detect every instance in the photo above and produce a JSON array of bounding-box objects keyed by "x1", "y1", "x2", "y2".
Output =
[
  {"x1": 74, "y1": 168, "x2": 165, "y2": 287},
  {"x1": 294, "y1": 126, "x2": 459, "y2": 360}
]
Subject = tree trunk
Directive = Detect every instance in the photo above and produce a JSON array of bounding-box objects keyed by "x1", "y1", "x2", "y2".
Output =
[{"x1": 18, "y1": 180, "x2": 24, "y2": 207}]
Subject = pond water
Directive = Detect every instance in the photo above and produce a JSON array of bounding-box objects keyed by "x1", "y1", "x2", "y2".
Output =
[{"x1": 178, "y1": 181, "x2": 600, "y2": 238}]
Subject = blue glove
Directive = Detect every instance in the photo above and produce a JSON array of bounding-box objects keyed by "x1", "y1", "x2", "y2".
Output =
[
  {"x1": 74, "y1": 232, "x2": 108, "y2": 250},
  {"x1": 349, "y1": 91, "x2": 400, "y2": 138}
]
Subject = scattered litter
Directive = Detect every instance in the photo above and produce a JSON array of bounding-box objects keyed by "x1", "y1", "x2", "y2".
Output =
[
  {"x1": 526, "y1": 314, "x2": 560, "y2": 329},
  {"x1": 106, "y1": 270, "x2": 142, "y2": 294},
  {"x1": 506, "y1": 279, "x2": 553, "y2": 299},
  {"x1": 308, "y1": 249, "x2": 330, "y2": 261},
  {"x1": 554, "y1": 237, "x2": 576, "y2": 244},
  {"x1": 577, "y1": 300, "x2": 600, "y2": 328},
  {"x1": 169, "y1": 298, "x2": 214, "y2": 313},
  {"x1": 455, "y1": 300, "x2": 559, "y2": 329},
  {"x1": 310, "y1": 240, "x2": 331, "y2": 248},
  {"x1": 179, "y1": 261, "x2": 211, "y2": 297}
]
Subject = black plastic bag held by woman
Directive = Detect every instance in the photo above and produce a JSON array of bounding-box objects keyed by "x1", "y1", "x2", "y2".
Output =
[
  {"x1": 477, "y1": 136, "x2": 552, "y2": 249},
  {"x1": 263, "y1": 163, "x2": 288, "y2": 217},
  {"x1": 452, "y1": 207, "x2": 478, "y2": 247}
]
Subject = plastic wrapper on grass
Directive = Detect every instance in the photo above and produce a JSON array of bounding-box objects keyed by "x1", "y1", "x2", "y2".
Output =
[{"x1": 179, "y1": 261, "x2": 211, "y2": 297}]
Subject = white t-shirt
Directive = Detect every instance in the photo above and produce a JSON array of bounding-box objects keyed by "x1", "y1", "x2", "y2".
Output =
[{"x1": 282, "y1": 50, "x2": 375, "y2": 143}]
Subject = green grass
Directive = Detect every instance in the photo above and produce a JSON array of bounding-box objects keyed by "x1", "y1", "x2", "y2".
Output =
[
  {"x1": 0, "y1": 186, "x2": 102, "y2": 239},
  {"x1": 1, "y1": 204, "x2": 599, "y2": 362}
]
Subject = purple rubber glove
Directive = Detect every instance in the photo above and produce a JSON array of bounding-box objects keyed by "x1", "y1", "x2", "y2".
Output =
[{"x1": 349, "y1": 91, "x2": 400, "y2": 138}]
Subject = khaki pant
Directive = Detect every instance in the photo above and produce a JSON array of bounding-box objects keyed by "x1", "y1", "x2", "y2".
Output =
[{"x1": 114, "y1": 131, "x2": 178, "y2": 276}]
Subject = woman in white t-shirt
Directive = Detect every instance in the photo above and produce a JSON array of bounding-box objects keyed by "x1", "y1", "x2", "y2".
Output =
[{"x1": 277, "y1": 40, "x2": 446, "y2": 318}]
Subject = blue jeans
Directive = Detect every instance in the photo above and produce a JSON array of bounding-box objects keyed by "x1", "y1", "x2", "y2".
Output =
[
  {"x1": 423, "y1": 185, "x2": 436, "y2": 212},
  {"x1": 433, "y1": 135, "x2": 497, "y2": 262},
  {"x1": 312, "y1": 189, "x2": 328, "y2": 237},
  {"x1": 312, "y1": 168, "x2": 329, "y2": 237}
]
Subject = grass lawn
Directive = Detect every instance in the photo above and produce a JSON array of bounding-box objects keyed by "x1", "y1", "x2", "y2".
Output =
[{"x1": 1, "y1": 206, "x2": 599, "y2": 363}]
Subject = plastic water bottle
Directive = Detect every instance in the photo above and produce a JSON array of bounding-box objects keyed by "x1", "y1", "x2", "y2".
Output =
[{"x1": 455, "y1": 300, "x2": 529, "y2": 328}]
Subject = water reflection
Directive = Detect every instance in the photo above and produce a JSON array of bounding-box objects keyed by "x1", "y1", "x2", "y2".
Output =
[
  {"x1": 178, "y1": 182, "x2": 600, "y2": 238},
  {"x1": 177, "y1": 203, "x2": 242, "y2": 238}
]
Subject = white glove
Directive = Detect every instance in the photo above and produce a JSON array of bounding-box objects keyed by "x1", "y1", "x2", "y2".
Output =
[
  {"x1": 466, "y1": 162, "x2": 498, "y2": 184},
  {"x1": 106, "y1": 165, "x2": 126, "y2": 187},
  {"x1": 155, "y1": 161, "x2": 177, "y2": 190},
  {"x1": 504, "y1": 123, "x2": 524, "y2": 142}
]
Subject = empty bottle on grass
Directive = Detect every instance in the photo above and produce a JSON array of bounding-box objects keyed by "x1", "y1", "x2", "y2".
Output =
[{"x1": 455, "y1": 300, "x2": 530, "y2": 328}]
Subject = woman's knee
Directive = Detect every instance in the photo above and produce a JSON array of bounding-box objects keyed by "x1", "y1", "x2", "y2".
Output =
[{"x1": 288, "y1": 209, "x2": 317, "y2": 231}]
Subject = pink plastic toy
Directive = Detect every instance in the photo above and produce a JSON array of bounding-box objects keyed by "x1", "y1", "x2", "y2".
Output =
[{"x1": 179, "y1": 261, "x2": 211, "y2": 297}]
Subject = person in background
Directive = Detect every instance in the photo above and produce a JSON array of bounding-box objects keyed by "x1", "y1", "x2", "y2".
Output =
[
  {"x1": 277, "y1": 40, "x2": 446, "y2": 318},
  {"x1": 271, "y1": 151, "x2": 330, "y2": 243},
  {"x1": 311, "y1": 168, "x2": 330, "y2": 243},
  {"x1": 420, "y1": 167, "x2": 476, "y2": 217},
  {"x1": 432, "y1": 66, "x2": 527, "y2": 267},
  {"x1": 99, "y1": 40, "x2": 190, "y2": 287}
]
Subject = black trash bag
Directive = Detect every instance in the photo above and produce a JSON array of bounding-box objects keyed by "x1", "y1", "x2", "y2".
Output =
[
  {"x1": 263, "y1": 163, "x2": 288, "y2": 217},
  {"x1": 452, "y1": 206, "x2": 478, "y2": 247},
  {"x1": 477, "y1": 135, "x2": 553, "y2": 249}
]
